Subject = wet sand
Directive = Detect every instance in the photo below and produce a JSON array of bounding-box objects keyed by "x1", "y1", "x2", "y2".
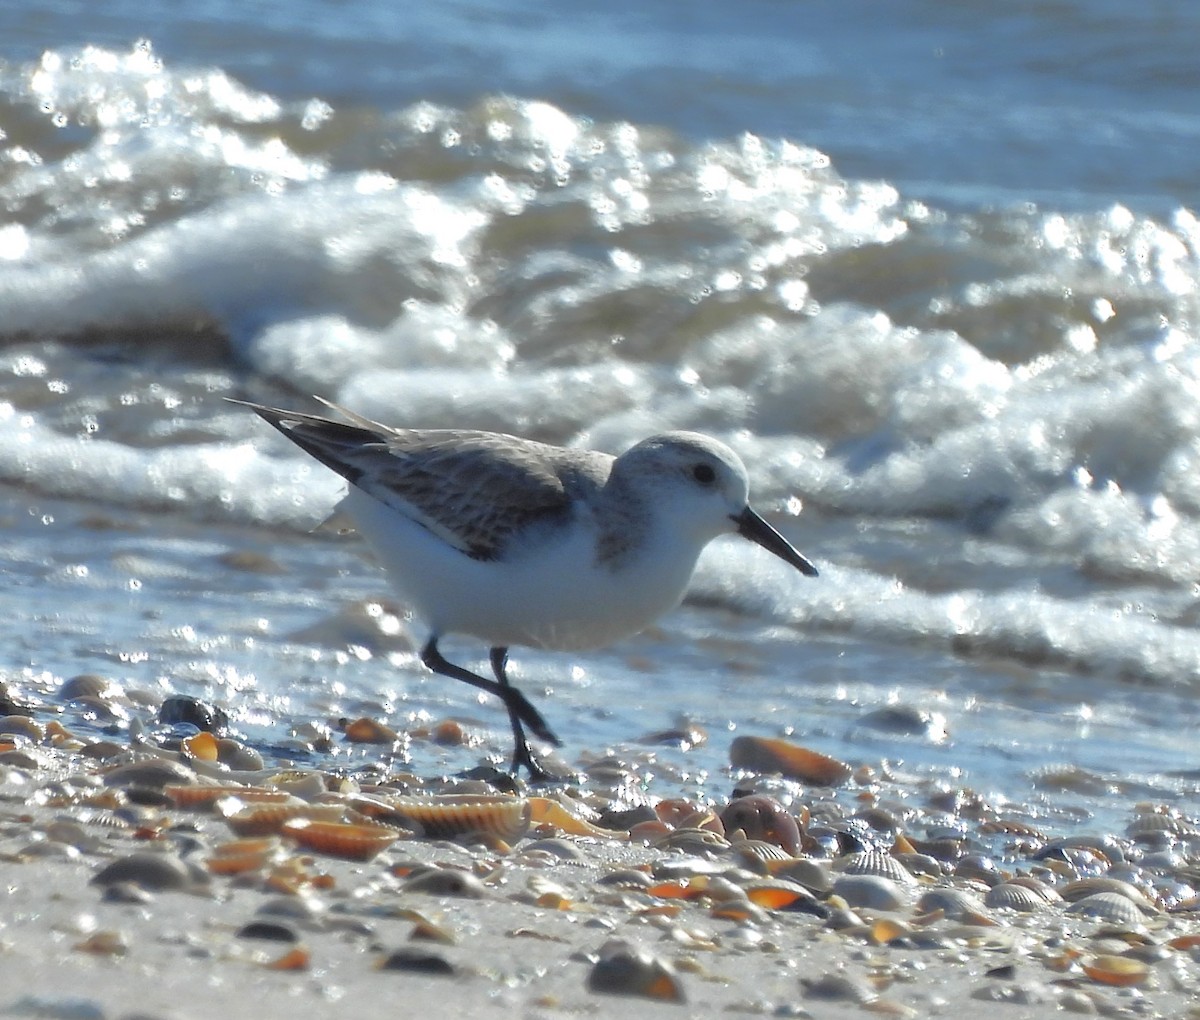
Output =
[{"x1": 1, "y1": 703, "x2": 1198, "y2": 1020}]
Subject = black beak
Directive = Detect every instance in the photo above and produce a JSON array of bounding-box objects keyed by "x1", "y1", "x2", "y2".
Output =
[{"x1": 732, "y1": 506, "x2": 819, "y2": 577}]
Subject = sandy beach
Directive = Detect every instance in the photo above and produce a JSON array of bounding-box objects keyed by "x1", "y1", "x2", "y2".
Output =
[{"x1": 1, "y1": 697, "x2": 1197, "y2": 1020}]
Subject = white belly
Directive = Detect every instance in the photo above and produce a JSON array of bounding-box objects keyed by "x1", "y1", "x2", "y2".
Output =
[{"x1": 342, "y1": 488, "x2": 702, "y2": 650}]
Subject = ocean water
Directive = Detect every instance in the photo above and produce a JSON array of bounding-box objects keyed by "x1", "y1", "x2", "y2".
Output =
[{"x1": 0, "y1": 2, "x2": 1198, "y2": 824}]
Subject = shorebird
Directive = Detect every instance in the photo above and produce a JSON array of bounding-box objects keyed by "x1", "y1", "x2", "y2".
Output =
[{"x1": 232, "y1": 397, "x2": 817, "y2": 780}]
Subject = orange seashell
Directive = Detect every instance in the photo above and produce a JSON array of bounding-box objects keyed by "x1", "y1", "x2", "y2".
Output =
[
  {"x1": 342, "y1": 717, "x2": 400, "y2": 743},
  {"x1": 870, "y1": 919, "x2": 910, "y2": 944},
  {"x1": 207, "y1": 836, "x2": 281, "y2": 875},
  {"x1": 217, "y1": 797, "x2": 348, "y2": 836},
  {"x1": 745, "y1": 885, "x2": 804, "y2": 910},
  {"x1": 181, "y1": 731, "x2": 219, "y2": 761},
  {"x1": 165, "y1": 784, "x2": 289, "y2": 809},
  {"x1": 393, "y1": 794, "x2": 532, "y2": 843},
  {"x1": 1081, "y1": 955, "x2": 1149, "y2": 987},
  {"x1": 729, "y1": 736, "x2": 853, "y2": 785},
  {"x1": 266, "y1": 946, "x2": 311, "y2": 971},
  {"x1": 627, "y1": 820, "x2": 672, "y2": 843},
  {"x1": 1168, "y1": 933, "x2": 1200, "y2": 950},
  {"x1": 281, "y1": 818, "x2": 399, "y2": 860},
  {"x1": 647, "y1": 880, "x2": 696, "y2": 900}
]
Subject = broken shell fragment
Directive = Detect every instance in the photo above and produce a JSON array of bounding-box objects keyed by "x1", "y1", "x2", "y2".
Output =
[{"x1": 529, "y1": 797, "x2": 627, "y2": 840}]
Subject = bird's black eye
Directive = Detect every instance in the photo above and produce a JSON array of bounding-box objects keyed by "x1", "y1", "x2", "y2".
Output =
[{"x1": 692, "y1": 463, "x2": 716, "y2": 485}]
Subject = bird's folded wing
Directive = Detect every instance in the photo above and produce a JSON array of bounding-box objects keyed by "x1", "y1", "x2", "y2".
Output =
[{"x1": 234, "y1": 399, "x2": 572, "y2": 560}]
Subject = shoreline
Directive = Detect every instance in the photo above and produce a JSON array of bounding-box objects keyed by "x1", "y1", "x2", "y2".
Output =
[{"x1": 0, "y1": 706, "x2": 1197, "y2": 1020}]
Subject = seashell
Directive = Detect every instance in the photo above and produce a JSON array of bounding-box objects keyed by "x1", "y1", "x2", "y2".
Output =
[
  {"x1": 1081, "y1": 954, "x2": 1149, "y2": 987},
  {"x1": 720, "y1": 794, "x2": 800, "y2": 854},
  {"x1": 217, "y1": 797, "x2": 348, "y2": 836},
  {"x1": 74, "y1": 930, "x2": 129, "y2": 956},
  {"x1": 263, "y1": 770, "x2": 328, "y2": 800},
  {"x1": 869, "y1": 918, "x2": 911, "y2": 945},
  {"x1": 281, "y1": 818, "x2": 399, "y2": 861},
  {"x1": 516, "y1": 837, "x2": 587, "y2": 863},
  {"x1": 628, "y1": 820, "x2": 672, "y2": 842},
  {"x1": 181, "y1": 731, "x2": 219, "y2": 762},
  {"x1": 207, "y1": 837, "x2": 282, "y2": 875},
  {"x1": 164, "y1": 783, "x2": 256, "y2": 808},
  {"x1": 403, "y1": 868, "x2": 488, "y2": 899},
  {"x1": 895, "y1": 852, "x2": 943, "y2": 879},
  {"x1": 265, "y1": 946, "x2": 311, "y2": 971},
  {"x1": 214, "y1": 738, "x2": 264, "y2": 771},
  {"x1": 389, "y1": 794, "x2": 531, "y2": 843},
  {"x1": 586, "y1": 939, "x2": 686, "y2": 1003},
  {"x1": 978, "y1": 818, "x2": 1046, "y2": 840},
  {"x1": 1004, "y1": 875, "x2": 1062, "y2": 902},
  {"x1": 831, "y1": 874, "x2": 909, "y2": 911},
  {"x1": 597, "y1": 869, "x2": 654, "y2": 890},
  {"x1": 729, "y1": 736, "x2": 853, "y2": 786},
  {"x1": 917, "y1": 887, "x2": 987, "y2": 920},
  {"x1": 104, "y1": 759, "x2": 197, "y2": 790},
  {"x1": 767, "y1": 857, "x2": 833, "y2": 894},
  {"x1": 730, "y1": 839, "x2": 794, "y2": 869},
  {"x1": 650, "y1": 827, "x2": 730, "y2": 855},
  {"x1": 409, "y1": 918, "x2": 456, "y2": 944},
  {"x1": 91, "y1": 852, "x2": 196, "y2": 892},
  {"x1": 1059, "y1": 877, "x2": 1155, "y2": 909},
  {"x1": 742, "y1": 880, "x2": 827, "y2": 916},
  {"x1": 836, "y1": 850, "x2": 917, "y2": 886},
  {"x1": 71, "y1": 808, "x2": 133, "y2": 831},
  {"x1": 378, "y1": 948, "x2": 457, "y2": 975},
  {"x1": 529, "y1": 797, "x2": 627, "y2": 839},
  {"x1": 801, "y1": 972, "x2": 876, "y2": 1004},
  {"x1": 984, "y1": 882, "x2": 1052, "y2": 913},
  {"x1": 237, "y1": 921, "x2": 299, "y2": 942},
  {"x1": 1065, "y1": 892, "x2": 1148, "y2": 926},
  {"x1": 954, "y1": 853, "x2": 1004, "y2": 887}
]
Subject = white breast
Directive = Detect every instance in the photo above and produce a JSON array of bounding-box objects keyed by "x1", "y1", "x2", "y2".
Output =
[{"x1": 342, "y1": 488, "x2": 703, "y2": 650}]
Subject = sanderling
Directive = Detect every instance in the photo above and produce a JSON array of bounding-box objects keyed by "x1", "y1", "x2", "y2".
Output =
[{"x1": 232, "y1": 397, "x2": 818, "y2": 780}]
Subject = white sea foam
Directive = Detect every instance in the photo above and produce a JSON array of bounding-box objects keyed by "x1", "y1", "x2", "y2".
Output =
[{"x1": 2, "y1": 45, "x2": 1200, "y2": 690}]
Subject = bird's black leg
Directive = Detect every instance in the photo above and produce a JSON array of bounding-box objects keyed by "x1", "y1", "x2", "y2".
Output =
[
  {"x1": 419, "y1": 638, "x2": 563, "y2": 781},
  {"x1": 488, "y1": 647, "x2": 566, "y2": 783}
]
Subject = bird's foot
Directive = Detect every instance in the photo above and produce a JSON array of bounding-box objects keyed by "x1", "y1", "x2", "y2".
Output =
[{"x1": 510, "y1": 741, "x2": 574, "y2": 785}]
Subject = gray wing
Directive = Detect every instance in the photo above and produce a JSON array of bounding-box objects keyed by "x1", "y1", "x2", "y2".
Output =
[{"x1": 230, "y1": 398, "x2": 585, "y2": 560}]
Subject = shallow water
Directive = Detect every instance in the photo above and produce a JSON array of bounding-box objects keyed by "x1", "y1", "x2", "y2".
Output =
[{"x1": 0, "y1": 4, "x2": 1198, "y2": 832}]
